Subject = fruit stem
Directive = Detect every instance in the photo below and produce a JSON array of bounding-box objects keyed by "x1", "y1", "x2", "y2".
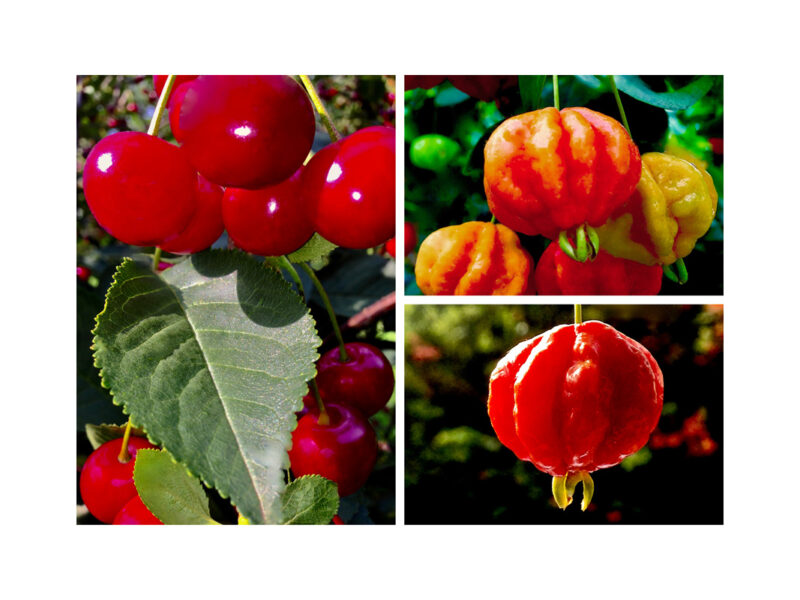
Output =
[
  {"x1": 152, "y1": 247, "x2": 162, "y2": 272},
  {"x1": 574, "y1": 304, "x2": 582, "y2": 325},
  {"x1": 607, "y1": 76, "x2": 632, "y2": 138},
  {"x1": 117, "y1": 419, "x2": 133, "y2": 463},
  {"x1": 147, "y1": 75, "x2": 175, "y2": 136},
  {"x1": 299, "y1": 75, "x2": 342, "y2": 142},
  {"x1": 552, "y1": 75, "x2": 560, "y2": 110},
  {"x1": 278, "y1": 256, "x2": 305, "y2": 298},
  {"x1": 309, "y1": 379, "x2": 330, "y2": 426},
  {"x1": 675, "y1": 257, "x2": 689, "y2": 284},
  {"x1": 490, "y1": 214, "x2": 497, "y2": 224},
  {"x1": 299, "y1": 262, "x2": 350, "y2": 362}
]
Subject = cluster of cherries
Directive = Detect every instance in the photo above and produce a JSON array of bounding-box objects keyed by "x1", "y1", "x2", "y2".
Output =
[
  {"x1": 79, "y1": 75, "x2": 396, "y2": 523},
  {"x1": 290, "y1": 341, "x2": 394, "y2": 497},
  {"x1": 82, "y1": 75, "x2": 396, "y2": 255}
]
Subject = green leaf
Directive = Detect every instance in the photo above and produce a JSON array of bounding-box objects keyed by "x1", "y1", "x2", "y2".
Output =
[
  {"x1": 92, "y1": 250, "x2": 321, "y2": 524},
  {"x1": 85, "y1": 423, "x2": 146, "y2": 450},
  {"x1": 614, "y1": 75, "x2": 714, "y2": 110},
  {"x1": 316, "y1": 252, "x2": 394, "y2": 317},
  {"x1": 280, "y1": 475, "x2": 339, "y2": 524},
  {"x1": 518, "y1": 75, "x2": 547, "y2": 111},
  {"x1": 434, "y1": 84, "x2": 470, "y2": 107},
  {"x1": 287, "y1": 233, "x2": 337, "y2": 267},
  {"x1": 134, "y1": 449, "x2": 219, "y2": 525}
]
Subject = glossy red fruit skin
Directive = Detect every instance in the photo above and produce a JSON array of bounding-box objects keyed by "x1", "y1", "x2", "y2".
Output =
[
  {"x1": 316, "y1": 342, "x2": 394, "y2": 417},
  {"x1": 152, "y1": 75, "x2": 198, "y2": 105},
  {"x1": 289, "y1": 403, "x2": 378, "y2": 496},
  {"x1": 77, "y1": 266, "x2": 91, "y2": 282},
  {"x1": 223, "y1": 168, "x2": 313, "y2": 256},
  {"x1": 179, "y1": 75, "x2": 315, "y2": 189},
  {"x1": 112, "y1": 494, "x2": 163, "y2": 525},
  {"x1": 168, "y1": 81, "x2": 194, "y2": 143},
  {"x1": 160, "y1": 174, "x2": 224, "y2": 254},
  {"x1": 83, "y1": 131, "x2": 197, "y2": 246},
  {"x1": 303, "y1": 126, "x2": 396, "y2": 249},
  {"x1": 79, "y1": 436, "x2": 158, "y2": 523},
  {"x1": 488, "y1": 321, "x2": 663, "y2": 477}
]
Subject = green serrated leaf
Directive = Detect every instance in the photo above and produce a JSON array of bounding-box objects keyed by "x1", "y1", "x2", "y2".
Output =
[
  {"x1": 133, "y1": 448, "x2": 218, "y2": 524},
  {"x1": 615, "y1": 75, "x2": 714, "y2": 111},
  {"x1": 280, "y1": 475, "x2": 339, "y2": 525},
  {"x1": 287, "y1": 233, "x2": 337, "y2": 266},
  {"x1": 92, "y1": 250, "x2": 321, "y2": 524},
  {"x1": 85, "y1": 423, "x2": 146, "y2": 450},
  {"x1": 518, "y1": 75, "x2": 547, "y2": 111}
]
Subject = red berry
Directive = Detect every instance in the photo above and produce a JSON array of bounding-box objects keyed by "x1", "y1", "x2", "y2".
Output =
[
  {"x1": 222, "y1": 168, "x2": 313, "y2": 256},
  {"x1": 289, "y1": 403, "x2": 377, "y2": 496},
  {"x1": 316, "y1": 343, "x2": 394, "y2": 417},
  {"x1": 179, "y1": 75, "x2": 315, "y2": 189},
  {"x1": 77, "y1": 266, "x2": 91, "y2": 282},
  {"x1": 113, "y1": 494, "x2": 163, "y2": 525},
  {"x1": 386, "y1": 222, "x2": 417, "y2": 258},
  {"x1": 160, "y1": 174, "x2": 224, "y2": 254},
  {"x1": 126, "y1": 102, "x2": 138, "y2": 113},
  {"x1": 332, "y1": 515, "x2": 344, "y2": 525},
  {"x1": 168, "y1": 81, "x2": 194, "y2": 143},
  {"x1": 79, "y1": 436, "x2": 158, "y2": 523},
  {"x1": 303, "y1": 126, "x2": 395, "y2": 249},
  {"x1": 152, "y1": 75, "x2": 198, "y2": 104},
  {"x1": 83, "y1": 131, "x2": 197, "y2": 246}
]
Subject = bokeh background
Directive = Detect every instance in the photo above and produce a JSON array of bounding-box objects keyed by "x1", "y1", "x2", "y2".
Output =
[
  {"x1": 405, "y1": 304, "x2": 723, "y2": 524},
  {"x1": 403, "y1": 75, "x2": 723, "y2": 295}
]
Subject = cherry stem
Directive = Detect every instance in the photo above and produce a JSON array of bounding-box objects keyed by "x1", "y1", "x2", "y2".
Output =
[
  {"x1": 309, "y1": 379, "x2": 329, "y2": 426},
  {"x1": 299, "y1": 262, "x2": 350, "y2": 362},
  {"x1": 278, "y1": 256, "x2": 305, "y2": 298},
  {"x1": 299, "y1": 75, "x2": 341, "y2": 142},
  {"x1": 117, "y1": 419, "x2": 133, "y2": 463},
  {"x1": 147, "y1": 75, "x2": 175, "y2": 136},
  {"x1": 152, "y1": 247, "x2": 162, "y2": 272},
  {"x1": 552, "y1": 75, "x2": 560, "y2": 110},
  {"x1": 574, "y1": 304, "x2": 582, "y2": 325},
  {"x1": 607, "y1": 76, "x2": 632, "y2": 138}
]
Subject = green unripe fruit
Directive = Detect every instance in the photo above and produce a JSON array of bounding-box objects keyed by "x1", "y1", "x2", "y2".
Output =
[{"x1": 409, "y1": 134, "x2": 460, "y2": 171}]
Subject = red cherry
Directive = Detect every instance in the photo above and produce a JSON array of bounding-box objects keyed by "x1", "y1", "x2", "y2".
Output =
[
  {"x1": 386, "y1": 222, "x2": 417, "y2": 258},
  {"x1": 82, "y1": 131, "x2": 197, "y2": 246},
  {"x1": 113, "y1": 494, "x2": 163, "y2": 525},
  {"x1": 222, "y1": 168, "x2": 313, "y2": 256},
  {"x1": 332, "y1": 515, "x2": 345, "y2": 525},
  {"x1": 289, "y1": 403, "x2": 378, "y2": 496},
  {"x1": 126, "y1": 102, "x2": 138, "y2": 113},
  {"x1": 77, "y1": 266, "x2": 91, "y2": 282},
  {"x1": 79, "y1": 436, "x2": 158, "y2": 523},
  {"x1": 316, "y1": 342, "x2": 394, "y2": 417},
  {"x1": 168, "y1": 81, "x2": 194, "y2": 142},
  {"x1": 179, "y1": 75, "x2": 315, "y2": 189},
  {"x1": 152, "y1": 75, "x2": 198, "y2": 105},
  {"x1": 160, "y1": 174, "x2": 224, "y2": 254},
  {"x1": 303, "y1": 126, "x2": 395, "y2": 249}
]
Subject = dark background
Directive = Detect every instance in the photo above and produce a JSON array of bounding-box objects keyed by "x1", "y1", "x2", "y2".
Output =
[{"x1": 405, "y1": 304, "x2": 723, "y2": 524}]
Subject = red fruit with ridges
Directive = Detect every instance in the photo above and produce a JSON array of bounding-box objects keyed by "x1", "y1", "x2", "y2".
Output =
[
  {"x1": 179, "y1": 75, "x2": 315, "y2": 189},
  {"x1": 289, "y1": 403, "x2": 377, "y2": 496},
  {"x1": 160, "y1": 174, "x2": 224, "y2": 254},
  {"x1": 83, "y1": 131, "x2": 197, "y2": 246},
  {"x1": 316, "y1": 342, "x2": 394, "y2": 417},
  {"x1": 79, "y1": 436, "x2": 158, "y2": 523},
  {"x1": 303, "y1": 126, "x2": 395, "y2": 249}
]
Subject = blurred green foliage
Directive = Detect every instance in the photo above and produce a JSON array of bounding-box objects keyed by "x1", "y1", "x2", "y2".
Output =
[
  {"x1": 405, "y1": 304, "x2": 723, "y2": 524},
  {"x1": 403, "y1": 75, "x2": 723, "y2": 295}
]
